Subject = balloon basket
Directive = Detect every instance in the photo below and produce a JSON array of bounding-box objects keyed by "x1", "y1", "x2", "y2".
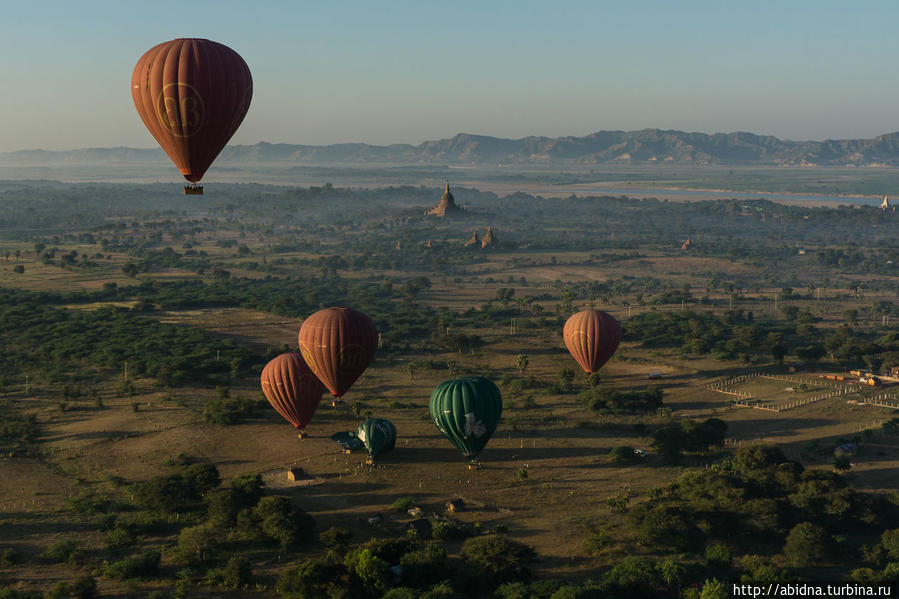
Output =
[
  {"x1": 467, "y1": 461, "x2": 482, "y2": 471},
  {"x1": 184, "y1": 184, "x2": 204, "y2": 195},
  {"x1": 297, "y1": 432, "x2": 306, "y2": 440},
  {"x1": 365, "y1": 458, "x2": 375, "y2": 466},
  {"x1": 344, "y1": 449, "x2": 353, "y2": 455}
]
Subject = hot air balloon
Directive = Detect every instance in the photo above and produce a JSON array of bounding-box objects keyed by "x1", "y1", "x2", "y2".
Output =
[
  {"x1": 131, "y1": 38, "x2": 253, "y2": 194},
  {"x1": 260, "y1": 352, "x2": 324, "y2": 438},
  {"x1": 298, "y1": 307, "x2": 378, "y2": 398},
  {"x1": 429, "y1": 377, "x2": 502, "y2": 465},
  {"x1": 357, "y1": 418, "x2": 396, "y2": 460},
  {"x1": 563, "y1": 310, "x2": 621, "y2": 374}
]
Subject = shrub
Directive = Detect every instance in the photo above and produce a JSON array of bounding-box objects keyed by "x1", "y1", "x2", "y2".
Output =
[
  {"x1": 609, "y1": 446, "x2": 639, "y2": 463},
  {"x1": 390, "y1": 497, "x2": 417, "y2": 513},
  {"x1": 399, "y1": 543, "x2": 448, "y2": 588},
  {"x1": 105, "y1": 551, "x2": 161, "y2": 580},
  {"x1": 41, "y1": 540, "x2": 77, "y2": 563},
  {"x1": 175, "y1": 524, "x2": 218, "y2": 567},
  {"x1": 319, "y1": 527, "x2": 352, "y2": 549},
  {"x1": 277, "y1": 558, "x2": 345, "y2": 599},
  {"x1": 0, "y1": 549, "x2": 18, "y2": 566},
  {"x1": 460, "y1": 534, "x2": 537, "y2": 586},
  {"x1": 783, "y1": 522, "x2": 831, "y2": 566},
  {"x1": 206, "y1": 556, "x2": 252, "y2": 589}
]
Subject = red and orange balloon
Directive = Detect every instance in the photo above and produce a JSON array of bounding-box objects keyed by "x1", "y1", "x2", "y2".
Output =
[
  {"x1": 260, "y1": 352, "x2": 324, "y2": 433},
  {"x1": 131, "y1": 38, "x2": 252, "y2": 183},
  {"x1": 563, "y1": 310, "x2": 621, "y2": 374},
  {"x1": 298, "y1": 308, "x2": 378, "y2": 398}
]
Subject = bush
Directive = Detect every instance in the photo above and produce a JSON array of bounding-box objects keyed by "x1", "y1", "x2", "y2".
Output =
[
  {"x1": 460, "y1": 534, "x2": 537, "y2": 586},
  {"x1": 399, "y1": 543, "x2": 448, "y2": 588},
  {"x1": 390, "y1": 497, "x2": 417, "y2": 513},
  {"x1": 105, "y1": 525, "x2": 135, "y2": 549},
  {"x1": 175, "y1": 524, "x2": 218, "y2": 567},
  {"x1": 203, "y1": 396, "x2": 259, "y2": 425},
  {"x1": 581, "y1": 387, "x2": 663, "y2": 413},
  {"x1": 206, "y1": 556, "x2": 252, "y2": 589},
  {"x1": 783, "y1": 522, "x2": 831, "y2": 566},
  {"x1": 432, "y1": 520, "x2": 478, "y2": 541},
  {"x1": 0, "y1": 549, "x2": 18, "y2": 566},
  {"x1": 41, "y1": 540, "x2": 77, "y2": 563},
  {"x1": 244, "y1": 496, "x2": 316, "y2": 548},
  {"x1": 12, "y1": 265, "x2": 24, "y2": 274},
  {"x1": 277, "y1": 558, "x2": 345, "y2": 599},
  {"x1": 319, "y1": 526, "x2": 352, "y2": 549},
  {"x1": 609, "y1": 446, "x2": 639, "y2": 463},
  {"x1": 104, "y1": 551, "x2": 161, "y2": 580},
  {"x1": 705, "y1": 543, "x2": 732, "y2": 567}
]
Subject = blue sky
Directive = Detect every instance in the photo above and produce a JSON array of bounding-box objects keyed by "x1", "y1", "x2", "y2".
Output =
[{"x1": 2, "y1": 1, "x2": 897, "y2": 151}]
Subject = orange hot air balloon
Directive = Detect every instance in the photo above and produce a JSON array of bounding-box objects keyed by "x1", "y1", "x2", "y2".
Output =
[
  {"x1": 563, "y1": 310, "x2": 621, "y2": 374},
  {"x1": 131, "y1": 38, "x2": 252, "y2": 185},
  {"x1": 298, "y1": 308, "x2": 378, "y2": 398},
  {"x1": 260, "y1": 352, "x2": 324, "y2": 435}
]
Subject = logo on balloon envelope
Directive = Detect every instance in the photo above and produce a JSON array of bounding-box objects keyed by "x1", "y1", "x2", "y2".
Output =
[
  {"x1": 463, "y1": 413, "x2": 487, "y2": 438},
  {"x1": 156, "y1": 82, "x2": 206, "y2": 138},
  {"x1": 337, "y1": 344, "x2": 369, "y2": 375},
  {"x1": 296, "y1": 374, "x2": 322, "y2": 399}
]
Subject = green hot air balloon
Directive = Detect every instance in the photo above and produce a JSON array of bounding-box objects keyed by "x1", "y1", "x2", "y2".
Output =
[
  {"x1": 357, "y1": 418, "x2": 396, "y2": 460},
  {"x1": 429, "y1": 377, "x2": 502, "y2": 464}
]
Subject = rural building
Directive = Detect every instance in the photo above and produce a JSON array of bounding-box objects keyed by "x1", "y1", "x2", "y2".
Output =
[
  {"x1": 286, "y1": 467, "x2": 305, "y2": 481},
  {"x1": 890, "y1": 366, "x2": 899, "y2": 378},
  {"x1": 427, "y1": 181, "x2": 465, "y2": 217},
  {"x1": 446, "y1": 499, "x2": 465, "y2": 513}
]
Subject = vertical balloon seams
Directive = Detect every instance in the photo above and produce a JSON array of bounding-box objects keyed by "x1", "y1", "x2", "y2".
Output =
[{"x1": 564, "y1": 310, "x2": 620, "y2": 373}]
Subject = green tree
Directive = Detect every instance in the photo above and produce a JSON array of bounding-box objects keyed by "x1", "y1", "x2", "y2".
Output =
[
  {"x1": 460, "y1": 534, "x2": 537, "y2": 587},
  {"x1": 516, "y1": 354, "x2": 529, "y2": 377},
  {"x1": 783, "y1": 522, "x2": 831, "y2": 566}
]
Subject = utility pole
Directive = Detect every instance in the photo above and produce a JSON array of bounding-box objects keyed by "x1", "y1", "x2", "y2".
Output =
[{"x1": 124, "y1": 361, "x2": 128, "y2": 381}]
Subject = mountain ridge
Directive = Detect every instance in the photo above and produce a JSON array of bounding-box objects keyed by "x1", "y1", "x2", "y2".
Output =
[{"x1": 6, "y1": 129, "x2": 899, "y2": 166}]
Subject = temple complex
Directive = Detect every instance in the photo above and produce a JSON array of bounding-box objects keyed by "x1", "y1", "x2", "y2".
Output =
[{"x1": 427, "y1": 181, "x2": 464, "y2": 217}]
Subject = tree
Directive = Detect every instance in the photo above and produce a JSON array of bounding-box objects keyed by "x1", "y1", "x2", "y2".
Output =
[
  {"x1": 12, "y1": 265, "x2": 24, "y2": 274},
  {"x1": 122, "y1": 262, "x2": 139, "y2": 278},
  {"x1": 557, "y1": 368, "x2": 576, "y2": 392},
  {"x1": 176, "y1": 525, "x2": 218, "y2": 566},
  {"x1": 783, "y1": 522, "x2": 831, "y2": 566},
  {"x1": 460, "y1": 534, "x2": 537, "y2": 587},
  {"x1": 516, "y1": 354, "x2": 529, "y2": 377}
]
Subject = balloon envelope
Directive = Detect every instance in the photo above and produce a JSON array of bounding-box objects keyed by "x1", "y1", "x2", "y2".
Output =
[
  {"x1": 131, "y1": 38, "x2": 252, "y2": 183},
  {"x1": 298, "y1": 307, "x2": 378, "y2": 398},
  {"x1": 563, "y1": 310, "x2": 621, "y2": 374},
  {"x1": 429, "y1": 377, "x2": 502, "y2": 460},
  {"x1": 260, "y1": 352, "x2": 324, "y2": 431},
  {"x1": 357, "y1": 418, "x2": 396, "y2": 459}
]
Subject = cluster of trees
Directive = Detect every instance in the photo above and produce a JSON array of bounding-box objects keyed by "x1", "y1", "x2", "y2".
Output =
[
  {"x1": 616, "y1": 444, "x2": 899, "y2": 587},
  {"x1": 0, "y1": 288, "x2": 261, "y2": 388}
]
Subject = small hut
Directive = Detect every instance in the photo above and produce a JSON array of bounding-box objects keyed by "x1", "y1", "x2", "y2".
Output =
[
  {"x1": 286, "y1": 467, "x2": 305, "y2": 481},
  {"x1": 445, "y1": 499, "x2": 465, "y2": 513}
]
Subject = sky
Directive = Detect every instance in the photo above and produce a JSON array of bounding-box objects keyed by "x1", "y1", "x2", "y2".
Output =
[{"x1": 2, "y1": 0, "x2": 898, "y2": 152}]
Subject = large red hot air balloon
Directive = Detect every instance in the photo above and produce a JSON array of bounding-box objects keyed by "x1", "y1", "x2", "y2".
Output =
[
  {"x1": 298, "y1": 308, "x2": 378, "y2": 398},
  {"x1": 563, "y1": 310, "x2": 621, "y2": 374},
  {"x1": 260, "y1": 352, "x2": 324, "y2": 437},
  {"x1": 131, "y1": 38, "x2": 252, "y2": 189}
]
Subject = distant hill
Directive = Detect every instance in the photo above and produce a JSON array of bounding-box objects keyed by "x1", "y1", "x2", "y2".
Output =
[{"x1": 7, "y1": 129, "x2": 899, "y2": 166}]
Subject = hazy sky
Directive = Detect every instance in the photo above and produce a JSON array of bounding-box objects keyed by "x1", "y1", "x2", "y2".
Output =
[{"x1": 3, "y1": 0, "x2": 898, "y2": 152}]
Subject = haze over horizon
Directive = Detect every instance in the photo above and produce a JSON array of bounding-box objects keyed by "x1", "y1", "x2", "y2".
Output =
[{"x1": 4, "y1": 0, "x2": 899, "y2": 153}]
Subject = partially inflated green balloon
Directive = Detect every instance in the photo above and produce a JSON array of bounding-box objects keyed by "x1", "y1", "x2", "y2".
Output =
[
  {"x1": 357, "y1": 418, "x2": 396, "y2": 459},
  {"x1": 429, "y1": 377, "x2": 502, "y2": 460}
]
